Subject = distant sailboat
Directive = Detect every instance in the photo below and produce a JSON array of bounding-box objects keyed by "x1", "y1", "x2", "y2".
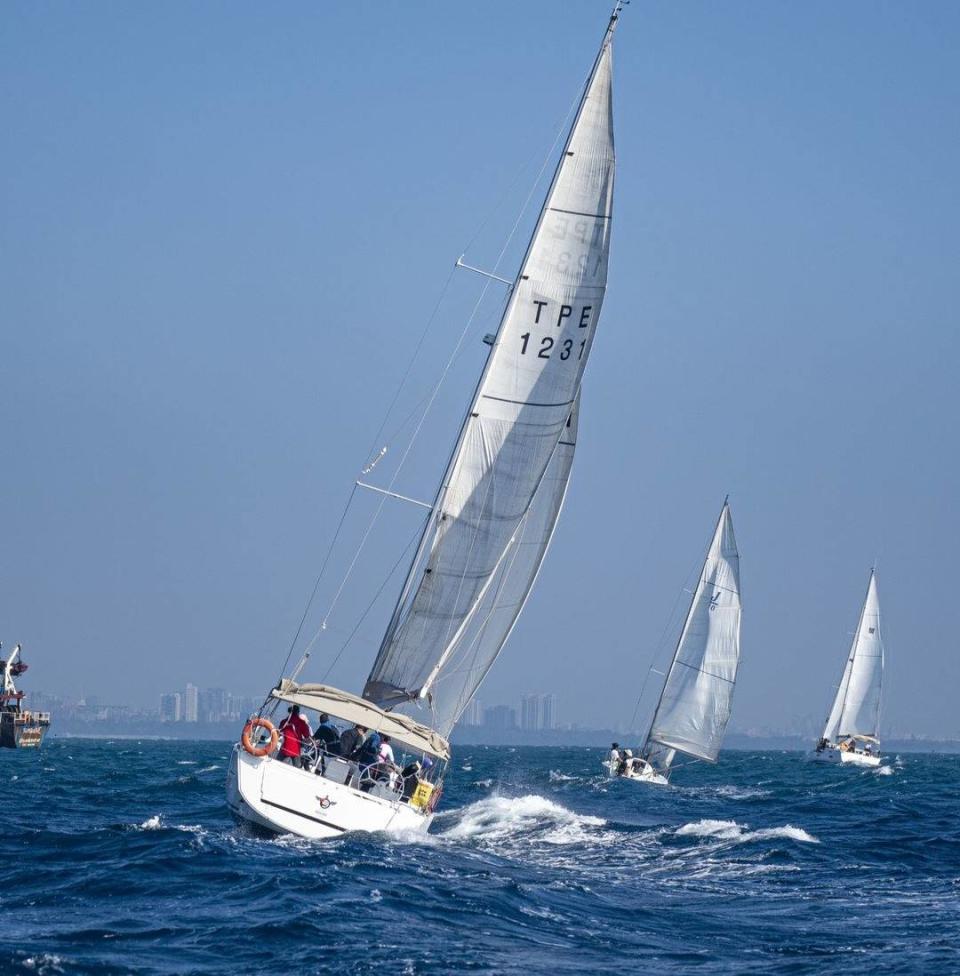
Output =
[
  {"x1": 228, "y1": 4, "x2": 625, "y2": 839},
  {"x1": 810, "y1": 570, "x2": 883, "y2": 767},
  {"x1": 607, "y1": 502, "x2": 742, "y2": 785}
]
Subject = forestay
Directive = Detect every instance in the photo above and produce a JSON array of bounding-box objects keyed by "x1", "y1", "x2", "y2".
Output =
[
  {"x1": 363, "y1": 28, "x2": 616, "y2": 737},
  {"x1": 822, "y1": 571, "x2": 883, "y2": 742},
  {"x1": 645, "y1": 503, "x2": 742, "y2": 764}
]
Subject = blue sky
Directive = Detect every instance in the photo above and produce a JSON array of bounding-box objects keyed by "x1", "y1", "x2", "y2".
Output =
[{"x1": 2, "y1": 1, "x2": 958, "y2": 737}]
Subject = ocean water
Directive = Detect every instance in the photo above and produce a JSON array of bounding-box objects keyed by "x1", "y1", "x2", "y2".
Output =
[{"x1": 2, "y1": 742, "x2": 958, "y2": 975}]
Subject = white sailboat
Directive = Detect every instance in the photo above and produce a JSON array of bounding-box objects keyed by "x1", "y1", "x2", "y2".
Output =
[
  {"x1": 810, "y1": 570, "x2": 883, "y2": 767},
  {"x1": 228, "y1": 4, "x2": 624, "y2": 839},
  {"x1": 606, "y1": 502, "x2": 742, "y2": 785}
]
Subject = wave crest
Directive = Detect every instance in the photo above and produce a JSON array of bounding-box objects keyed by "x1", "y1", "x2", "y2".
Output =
[
  {"x1": 440, "y1": 794, "x2": 606, "y2": 846},
  {"x1": 676, "y1": 818, "x2": 818, "y2": 845}
]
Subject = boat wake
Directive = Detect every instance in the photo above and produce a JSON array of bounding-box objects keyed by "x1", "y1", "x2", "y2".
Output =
[
  {"x1": 438, "y1": 794, "x2": 608, "y2": 848},
  {"x1": 675, "y1": 818, "x2": 819, "y2": 845}
]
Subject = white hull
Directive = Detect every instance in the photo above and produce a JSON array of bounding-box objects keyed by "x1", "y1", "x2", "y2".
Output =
[
  {"x1": 602, "y1": 759, "x2": 669, "y2": 786},
  {"x1": 808, "y1": 747, "x2": 881, "y2": 768},
  {"x1": 227, "y1": 746, "x2": 433, "y2": 840}
]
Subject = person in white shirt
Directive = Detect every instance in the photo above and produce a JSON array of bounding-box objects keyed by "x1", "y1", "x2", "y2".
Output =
[{"x1": 378, "y1": 734, "x2": 395, "y2": 767}]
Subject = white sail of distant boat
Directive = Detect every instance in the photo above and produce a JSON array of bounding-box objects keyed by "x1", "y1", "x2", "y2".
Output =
[
  {"x1": 228, "y1": 4, "x2": 625, "y2": 839},
  {"x1": 607, "y1": 502, "x2": 741, "y2": 785},
  {"x1": 810, "y1": 570, "x2": 883, "y2": 767}
]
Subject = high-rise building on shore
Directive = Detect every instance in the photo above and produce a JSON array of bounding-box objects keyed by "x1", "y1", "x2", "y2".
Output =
[
  {"x1": 159, "y1": 692, "x2": 182, "y2": 723},
  {"x1": 184, "y1": 684, "x2": 199, "y2": 723},
  {"x1": 483, "y1": 704, "x2": 517, "y2": 730},
  {"x1": 461, "y1": 699, "x2": 483, "y2": 727},
  {"x1": 518, "y1": 693, "x2": 559, "y2": 731},
  {"x1": 520, "y1": 694, "x2": 541, "y2": 731},
  {"x1": 541, "y1": 693, "x2": 558, "y2": 731}
]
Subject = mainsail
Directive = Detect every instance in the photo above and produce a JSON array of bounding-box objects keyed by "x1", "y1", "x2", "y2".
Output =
[
  {"x1": 821, "y1": 570, "x2": 883, "y2": 743},
  {"x1": 643, "y1": 502, "x2": 742, "y2": 766},
  {"x1": 363, "y1": 14, "x2": 618, "y2": 737}
]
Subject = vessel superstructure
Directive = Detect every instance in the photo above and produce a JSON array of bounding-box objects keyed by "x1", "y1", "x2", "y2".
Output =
[{"x1": 0, "y1": 643, "x2": 51, "y2": 749}]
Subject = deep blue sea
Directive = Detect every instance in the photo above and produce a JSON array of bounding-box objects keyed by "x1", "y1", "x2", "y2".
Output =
[{"x1": 2, "y1": 742, "x2": 958, "y2": 975}]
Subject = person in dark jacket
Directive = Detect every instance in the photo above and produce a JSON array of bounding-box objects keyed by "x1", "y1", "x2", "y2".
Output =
[
  {"x1": 355, "y1": 730, "x2": 382, "y2": 790},
  {"x1": 337, "y1": 724, "x2": 367, "y2": 787},
  {"x1": 338, "y1": 723, "x2": 365, "y2": 759},
  {"x1": 354, "y1": 730, "x2": 381, "y2": 766},
  {"x1": 312, "y1": 713, "x2": 340, "y2": 753}
]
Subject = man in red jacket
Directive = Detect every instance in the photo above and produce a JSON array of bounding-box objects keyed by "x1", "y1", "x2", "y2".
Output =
[{"x1": 277, "y1": 705, "x2": 312, "y2": 768}]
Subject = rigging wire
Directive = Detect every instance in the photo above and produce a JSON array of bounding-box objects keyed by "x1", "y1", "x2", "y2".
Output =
[
  {"x1": 276, "y1": 483, "x2": 358, "y2": 682},
  {"x1": 280, "y1": 74, "x2": 590, "y2": 680},
  {"x1": 627, "y1": 547, "x2": 712, "y2": 733},
  {"x1": 318, "y1": 515, "x2": 429, "y2": 683},
  {"x1": 386, "y1": 86, "x2": 589, "y2": 686},
  {"x1": 310, "y1": 93, "x2": 581, "y2": 655}
]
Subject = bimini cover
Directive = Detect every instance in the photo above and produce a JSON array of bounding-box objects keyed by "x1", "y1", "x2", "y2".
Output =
[{"x1": 271, "y1": 681, "x2": 450, "y2": 760}]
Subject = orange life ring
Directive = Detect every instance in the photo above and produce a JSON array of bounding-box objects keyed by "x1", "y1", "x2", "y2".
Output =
[{"x1": 241, "y1": 717, "x2": 278, "y2": 757}]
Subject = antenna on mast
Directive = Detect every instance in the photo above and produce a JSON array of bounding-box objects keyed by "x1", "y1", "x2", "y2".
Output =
[{"x1": 609, "y1": 0, "x2": 629, "y2": 32}]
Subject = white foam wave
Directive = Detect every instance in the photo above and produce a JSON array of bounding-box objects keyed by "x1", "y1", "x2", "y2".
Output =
[
  {"x1": 134, "y1": 815, "x2": 205, "y2": 839},
  {"x1": 711, "y1": 785, "x2": 771, "y2": 800},
  {"x1": 21, "y1": 954, "x2": 65, "y2": 974},
  {"x1": 473, "y1": 778, "x2": 494, "y2": 789},
  {"x1": 549, "y1": 770, "x2": 578, "y2": 782},
  {"x1": 177, "y1": 763, "x2": 221, "y2": 783},
  {"x1": 440, "y1": 794, "x2": 606, "y2": 847},
  {"x1": 176, "y1": 760, "x2": 197, "y2": 766},
  {"x1": 461, "y1": 764, "x2": 473, "y2": 771},
  {"x1": 875, "y1": 765, "x2": 894, "y2": 776},
  {"x1": 676, "y1": 818, "x2": 818, "y2": 845}
]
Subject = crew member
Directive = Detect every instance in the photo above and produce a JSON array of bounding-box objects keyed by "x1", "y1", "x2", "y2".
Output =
[{"x1": 277, "y1": 705, "x2": 311, "y2": 767}]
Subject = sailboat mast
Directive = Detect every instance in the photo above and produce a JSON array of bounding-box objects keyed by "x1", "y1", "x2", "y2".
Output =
[{"x1": 374, "y1": 6, "x2": 623, "y2": 686}]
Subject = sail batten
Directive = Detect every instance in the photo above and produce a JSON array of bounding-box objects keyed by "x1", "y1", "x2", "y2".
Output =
[
  {"x1": 362, "y1": 25, "x2": 616, "y2": 738},
  {"x1": 643, "y1": 503, "x2": 742, "y2": 768}
]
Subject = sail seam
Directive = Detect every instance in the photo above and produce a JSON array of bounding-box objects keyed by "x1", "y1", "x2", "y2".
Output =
[
  {"x1": 670, "y1": 659, "x2": 736, "y2": 684},
  {"x1": 481, "y1": 394, "x2": 577, "y2": 409},
  {"x1": 548, "y1": 207, "x2": 611, "y2": 219}
]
